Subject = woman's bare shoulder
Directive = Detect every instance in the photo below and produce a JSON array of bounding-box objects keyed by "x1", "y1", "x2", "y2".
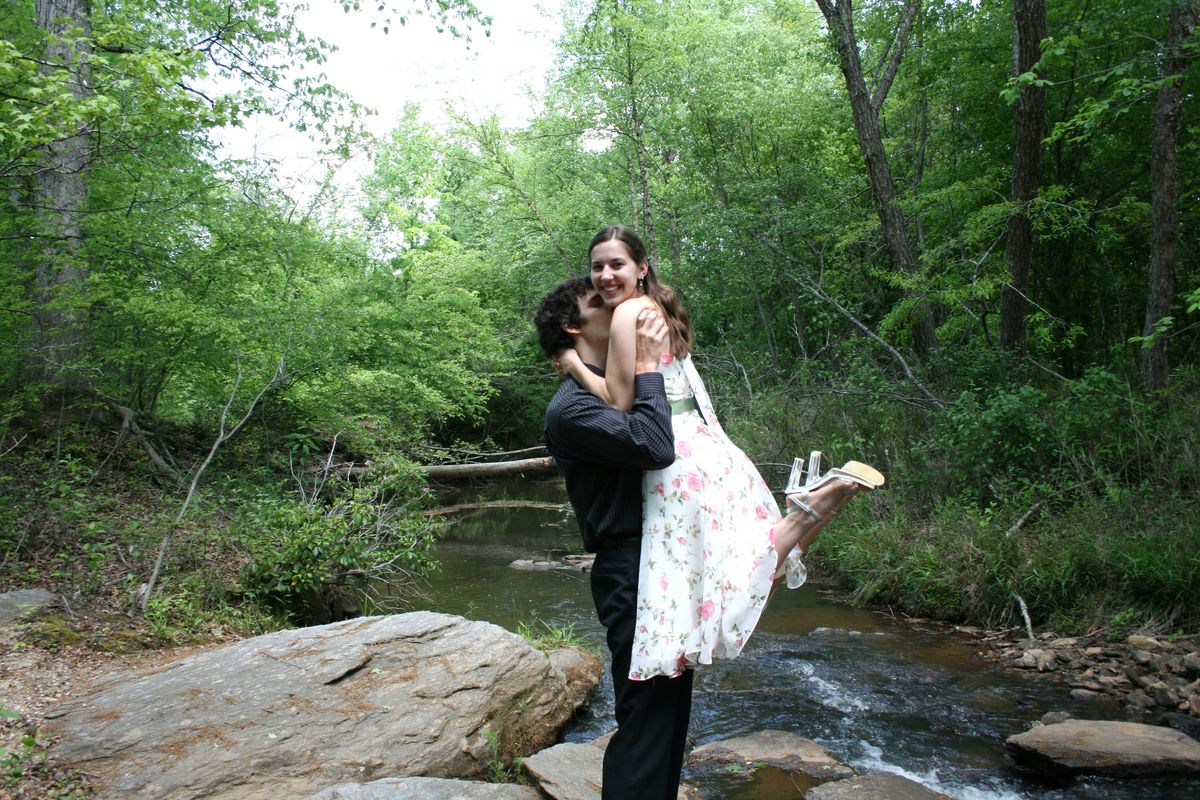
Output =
[{"x1": 612, "y1": 296, "x2": 655, "y2": 322}]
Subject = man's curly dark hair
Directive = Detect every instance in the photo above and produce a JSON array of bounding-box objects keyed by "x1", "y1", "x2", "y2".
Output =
[{"x1": 534, "y1": 276, "x2": 592, "y2": 358}]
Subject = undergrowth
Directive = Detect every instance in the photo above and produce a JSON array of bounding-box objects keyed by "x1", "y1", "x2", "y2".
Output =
[
  {"x1": 715, "y1": 356, "x2": 1200, "y2": 637},
  {"x1": 0, "y1": 417, "x2": 442, "y2": 643}
]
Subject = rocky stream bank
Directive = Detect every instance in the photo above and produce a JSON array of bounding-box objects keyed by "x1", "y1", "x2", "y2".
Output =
[
  {"x1": 3, "y1": 589, "x2": 1200, "y2": 799},
  {"x1": 972, "y1": 626, "x2": 1200, "y2": 734}
]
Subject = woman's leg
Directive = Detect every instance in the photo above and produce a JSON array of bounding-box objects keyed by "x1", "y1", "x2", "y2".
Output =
[{"x1": 771, "y1": 479, "x2": 861, "y2": 574}]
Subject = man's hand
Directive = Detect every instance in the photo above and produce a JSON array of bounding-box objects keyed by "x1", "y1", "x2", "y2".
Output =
[{"x1": 634, "y1": 307, "x2": 669, "y2": 374}]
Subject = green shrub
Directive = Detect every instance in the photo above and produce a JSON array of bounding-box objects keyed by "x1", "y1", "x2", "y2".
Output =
[{"x1": 234, "y1": 456, "x2": 441, "y2": 621}]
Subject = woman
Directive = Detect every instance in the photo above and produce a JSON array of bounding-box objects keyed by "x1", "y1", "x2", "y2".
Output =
[{"x1": 559, "y1": 224, "x2": 883, "y2": 680}]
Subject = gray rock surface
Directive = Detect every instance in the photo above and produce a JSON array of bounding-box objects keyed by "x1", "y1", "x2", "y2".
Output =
[
  {"x1": 806, "y1": 772, "x2": 951, "y2": 799},
  {"x1": 0, "y1": 588, "x2": 57, "y2": 623},
  {"x1": 306, "y1": 777, "x2": 540, "y2": 799},
  {"x1": 522, "y1": 741, "x2": 604, "y2": 800},
  {"x1": 46, "y1": 612, "x2": 601, "y2": 799},
  {"x1": 1005, "y1": 719, "x2": 1200, "y2": 779},
  {"x1": 521, "y1": 739, "x2": 695, "y2": 800},
  {"x1": 689, "y1": 729, "x2": 854, "y2": 780}
]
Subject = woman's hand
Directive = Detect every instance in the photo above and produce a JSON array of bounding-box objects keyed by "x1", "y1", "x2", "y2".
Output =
[{"x1": 555, "y1": 347, "x2": 584, "y2": 380}]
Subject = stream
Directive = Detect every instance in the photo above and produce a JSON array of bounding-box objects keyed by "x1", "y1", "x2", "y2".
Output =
[{"x1": 403, "y1": 480, "x2": 1199, "y2": 799}]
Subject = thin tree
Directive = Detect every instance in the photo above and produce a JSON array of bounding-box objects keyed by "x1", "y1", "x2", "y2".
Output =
[
  {"x1": 999, "y1": 0, "x2": 1048, "y2": 353},
  {"x1": 813, "y1": 0, "x2": 935, "y2": 357},
  {"x1": 1142, "y1": 0, "x2": 1199, "y2": 393}
]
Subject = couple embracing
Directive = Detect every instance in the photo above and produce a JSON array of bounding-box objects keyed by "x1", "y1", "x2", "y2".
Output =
[{"x1": 534, "y1": 225, "x2": 884, "y2": 799}]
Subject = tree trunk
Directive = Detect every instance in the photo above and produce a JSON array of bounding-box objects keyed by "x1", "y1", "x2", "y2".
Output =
[
  {"x1": 424, "y1": 457, "x2": 557, "y2": 480},
  {"x1": 999, "y1": 0, "x2": 1048, "y2": 353},
  {"x1": 1142, "y1": 1, "x2": 1199, "y2": 392},
  {"x1": 814, "y1": 0, "x2": 935, "y2": 358},
  {"x1": 33, "y1": 0, "x2": 92, "y2": 394}
]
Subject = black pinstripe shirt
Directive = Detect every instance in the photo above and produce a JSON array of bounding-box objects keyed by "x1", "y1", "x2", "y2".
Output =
[{"x1": 544, "y1": 367, "x2": 676, "y2": 552}]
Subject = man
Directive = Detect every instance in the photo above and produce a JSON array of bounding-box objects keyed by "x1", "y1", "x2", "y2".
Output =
[{"x1": 535, "y1": 276, "x2": 691, "y2": 800}]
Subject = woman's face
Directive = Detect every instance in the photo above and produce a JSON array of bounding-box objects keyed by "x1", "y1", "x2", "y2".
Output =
[{"x1": 589, "y1": 239, "x2": 647, "y2": 309}]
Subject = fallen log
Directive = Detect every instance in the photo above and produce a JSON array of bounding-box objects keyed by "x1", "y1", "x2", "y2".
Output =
[
  {"x1": 426, "y1": 500, "x2": 568, "y2": 517},
  {"x1": 423, "y1": 456, "x2": 558, "y2": 480}
]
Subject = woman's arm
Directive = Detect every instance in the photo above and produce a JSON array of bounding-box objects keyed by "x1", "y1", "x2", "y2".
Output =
[
  {"x1": 558, "y1": 348, "x2": 613, "y2": 405},
  {"x1": 601, "y1": 299, "x2": 645, "y2": 411},
  {"x1": 557, "y1": 298, "x2": 651, "y2": 411}
]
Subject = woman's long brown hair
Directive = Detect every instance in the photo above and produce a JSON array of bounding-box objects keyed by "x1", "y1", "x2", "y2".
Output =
[{"x1": 588, "y1": 225, "x2": 694, "y2": 359}]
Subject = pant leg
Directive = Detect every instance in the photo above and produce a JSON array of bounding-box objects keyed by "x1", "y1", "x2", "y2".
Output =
[
  {"x1": 591, "y1": 544, "x2": 694, "y2": 800},
  {"x1": 663, "y1": 668, "x2": 694, "y2": 800}
]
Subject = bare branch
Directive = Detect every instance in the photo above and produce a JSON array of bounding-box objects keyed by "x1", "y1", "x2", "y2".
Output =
[
  {"x1": 871, "y1": 0, "x2": 921, "y2": 115},
  {"x1": 137, "y1": 353, "x2": 288, "y2": 614},
  {"x1": 759, "y1": 236, "x2": 944, "y2": 408}
]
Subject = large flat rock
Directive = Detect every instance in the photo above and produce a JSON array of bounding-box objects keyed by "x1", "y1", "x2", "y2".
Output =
[
  {"x1": 522, "y1": 738, "x2": 695, "y2": 800},
  {"x1": 0, "y1": 588, "x2": 57, "y2": 623},
  {"x1": 46, "y1": 612, "x2": 601, "y2": 799},
  {"x1": 1005, "y1": 719, "x2": 1200, "y2": 780},
  {"x1": 689, "y1": 729, "x2": 853, "y2": 780},
  {"x1": 305, "y1": 777, "x2": 540, "y2": 799},
  {"x1": 522, "y1": 741, "x2": 604, "y2": 800},
  {"x1": 806, "y1": 772, "x2": 951, "y2": 799}
]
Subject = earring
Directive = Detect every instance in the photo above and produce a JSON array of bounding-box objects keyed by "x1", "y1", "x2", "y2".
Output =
[{"x1": 637, "y1": 276, "x2": 646, "y2": 292}]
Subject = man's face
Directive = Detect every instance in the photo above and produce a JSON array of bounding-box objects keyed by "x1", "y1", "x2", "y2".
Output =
[{"x1": 574, "y1": 288, "x2": 612, "y2": 347}]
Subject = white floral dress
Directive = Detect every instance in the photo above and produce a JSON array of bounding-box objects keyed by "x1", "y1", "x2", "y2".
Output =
[{"x1": 629, "y1": 354, "x2": 807, "y2": 681}]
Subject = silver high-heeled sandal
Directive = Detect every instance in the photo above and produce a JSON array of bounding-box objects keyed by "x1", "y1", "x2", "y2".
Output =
[
  {"x1": 783, "y1": 451, "x2": 823, "y2": 521},
  {"x1": 783, "y1": 451, "x2": 885, "y2": 521}
]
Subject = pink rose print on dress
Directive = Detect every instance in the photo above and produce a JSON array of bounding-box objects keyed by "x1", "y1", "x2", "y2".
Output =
[
  {"x1": 659, "y1": 575, "x2": 669, "y2": 592},
  {"x1": 676, "y1": 440, "x2": 692, "y2": 458},
  {"x1": 654, "y1": 482, "x2": 665, "y2": 496},
  {"x1": 687, "y1": 473, "x2": 704, "y2": 491},
  {"x1": 698, "y1": 600, "x2": 715, "y2": 620},
  {"x1": 756, "y1": 505, "x2": 769, "y2": 520},
  {"x1": 660, "y1": 353, "x2": 674, "y2": 366}
]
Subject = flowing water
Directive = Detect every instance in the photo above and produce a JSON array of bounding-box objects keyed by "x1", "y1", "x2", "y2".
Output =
[{"x1": 404, "y1": 481, "x2": 1199, "y2": 800}]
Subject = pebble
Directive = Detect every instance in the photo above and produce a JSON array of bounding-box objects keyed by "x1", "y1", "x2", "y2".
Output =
[
  {"x1": 1184, "y1": 653, "x2": 1200, "y2": 676},
  {"x1": 1127, "y1": 635, "x2": 1163, "y2": 650}
]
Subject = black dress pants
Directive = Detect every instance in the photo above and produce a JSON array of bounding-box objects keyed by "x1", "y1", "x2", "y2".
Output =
[{"x1": 591, "y1": 541, "x2": 694, "y2": 800}]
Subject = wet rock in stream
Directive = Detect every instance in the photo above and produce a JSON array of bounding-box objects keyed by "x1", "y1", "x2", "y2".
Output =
[
  {"x1": 688, "y1": 729, "x2": 854, "y2": 781},
  {"x1": 510, "y1": 553, "x2": 594, "y2": 572},
  {"x1": 806, "y1": 772, "x2": 952, "y2": 799},
  {"x1": 1005, "y1": 719, "x2": 1200, "y2": 780}
]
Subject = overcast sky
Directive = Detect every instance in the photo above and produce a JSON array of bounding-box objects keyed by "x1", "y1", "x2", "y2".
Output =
[{"x1": 217, "y1": 0, "x2": 567, "y2": 194}]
